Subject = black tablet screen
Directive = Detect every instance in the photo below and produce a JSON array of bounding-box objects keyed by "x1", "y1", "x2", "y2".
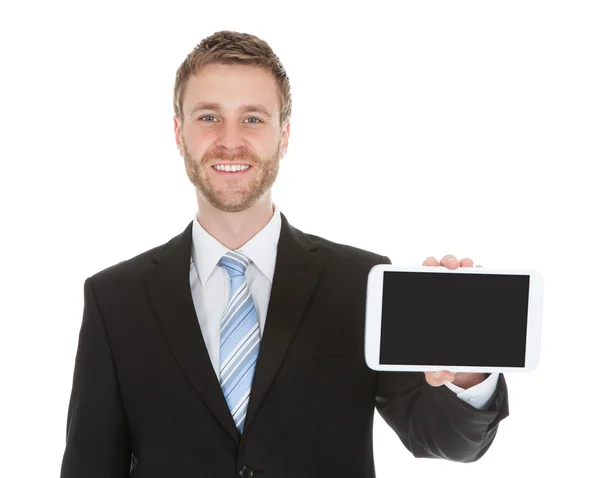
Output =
[{"x1": 379, "y1": 271, "x2": 529, "y2": 367}]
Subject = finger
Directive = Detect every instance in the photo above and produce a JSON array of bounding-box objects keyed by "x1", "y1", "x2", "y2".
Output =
[
  {"x1": 422, "y1": 256, "x2": 439, "y2": 266},
  {"x1": 460, "y1": 257, "x2": 474, "y2": 268},
  {"x1": 425, "y1": 371, "x2": 455, "y2": 387},
  {"x1": 440, "y1": 254, "x2": 459, "y2": 270}
]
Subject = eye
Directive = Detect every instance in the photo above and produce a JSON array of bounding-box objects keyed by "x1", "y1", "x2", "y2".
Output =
[
  {"x1": 198, "y1": 115, "x2": 216, "y2": 122},
  {"x1": 244, "y1": 117, "x2": 262, "y2": 124}
]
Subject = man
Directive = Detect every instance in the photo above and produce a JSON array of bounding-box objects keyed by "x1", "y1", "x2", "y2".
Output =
[{"x1": 60, "y1": 31, "x2": 508, "y2": 477}]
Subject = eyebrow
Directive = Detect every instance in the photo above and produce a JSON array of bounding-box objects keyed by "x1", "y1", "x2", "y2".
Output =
[{"x1": 189, "y1": 102, "x2": 273, "y2": 120}]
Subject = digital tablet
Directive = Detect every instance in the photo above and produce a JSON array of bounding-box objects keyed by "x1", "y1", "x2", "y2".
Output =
[{"x1": 364, "y1": 265, "x2": 543, "y2": 373}]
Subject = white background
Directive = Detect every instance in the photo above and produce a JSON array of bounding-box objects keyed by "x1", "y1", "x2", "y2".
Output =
[{"x1": 1, "y1": 1, "x2": 599, "y2": 476}]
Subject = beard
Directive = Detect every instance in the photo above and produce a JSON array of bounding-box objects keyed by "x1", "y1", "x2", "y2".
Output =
[{"x1": 182, "y1": 135, "x2": 282, "y2": 213}]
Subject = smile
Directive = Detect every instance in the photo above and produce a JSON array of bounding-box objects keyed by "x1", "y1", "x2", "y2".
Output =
[{"x1": 212, "y1": 164, "x2": 251, "y2": 172}]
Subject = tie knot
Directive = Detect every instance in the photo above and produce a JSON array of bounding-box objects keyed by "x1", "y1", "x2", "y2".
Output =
[{"x1": 219, "y1": 250, "x2": 251, "y2": 278}]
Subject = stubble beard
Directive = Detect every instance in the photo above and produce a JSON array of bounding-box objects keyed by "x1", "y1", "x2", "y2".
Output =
[{"x1": 182, "y1": 136, "x2": 282, "y2": 213}]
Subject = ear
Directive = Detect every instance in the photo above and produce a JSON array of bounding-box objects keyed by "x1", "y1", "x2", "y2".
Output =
[
  {"x1": 174, "y1": 115, "x2": 183, "y2": 155},
  {"x1": 279, "y1": 120, "x2": 290, "y2": 159}
]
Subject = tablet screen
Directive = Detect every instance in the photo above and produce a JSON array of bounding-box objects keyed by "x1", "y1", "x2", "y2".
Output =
[{"x1": 380, "y1": 271, "x2": 530, "y2": 367}]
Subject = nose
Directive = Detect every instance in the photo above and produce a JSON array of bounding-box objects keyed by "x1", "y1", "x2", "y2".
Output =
[{"x1": 216, "y1": 120, "x2": 243, "y2": 152}]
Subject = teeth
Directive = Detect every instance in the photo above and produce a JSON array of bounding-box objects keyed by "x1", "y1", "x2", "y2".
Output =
[{"x1": 213, "y1": 164, "x2": 250, "y2": 172}]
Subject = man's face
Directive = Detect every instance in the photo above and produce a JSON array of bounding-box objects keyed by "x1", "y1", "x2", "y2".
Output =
[{"x1": 175, "y1": 63, "x2": 289, "y2": 213}]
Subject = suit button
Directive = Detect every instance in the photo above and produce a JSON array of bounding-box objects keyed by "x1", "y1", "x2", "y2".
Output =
[{"x1": 239, "y1": 465, "x2": 254, "y2": 477}]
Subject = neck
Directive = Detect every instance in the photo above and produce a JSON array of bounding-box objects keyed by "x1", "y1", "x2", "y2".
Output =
[{"x1": 195, "y1": 191, "x2": 275, "y2": 250}]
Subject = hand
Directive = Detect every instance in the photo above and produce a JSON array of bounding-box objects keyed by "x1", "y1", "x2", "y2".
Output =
[{"x1": 421, "y1": 254, "x2": 486, "y2": 389}]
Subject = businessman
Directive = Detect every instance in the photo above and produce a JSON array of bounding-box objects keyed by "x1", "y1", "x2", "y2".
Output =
[{"x1": 60, "y1": 31, "x2": 509, "y2": 477}]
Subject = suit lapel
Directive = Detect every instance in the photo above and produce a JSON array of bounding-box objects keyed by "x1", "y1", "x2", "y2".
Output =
[
  {"x1": 140, "y1": 212, "x2": 323, "y2": 443},
  {"x1": 243, "y1": 213, "x2": 324, "y2": 434},
  {"x1": 141, "y1": 222, "x2": 240, "y2": 444}
]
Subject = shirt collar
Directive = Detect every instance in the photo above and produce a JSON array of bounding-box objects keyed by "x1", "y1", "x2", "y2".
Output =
[{"x1": 191, "y1": 205, "x2": 282, "y2": 285}]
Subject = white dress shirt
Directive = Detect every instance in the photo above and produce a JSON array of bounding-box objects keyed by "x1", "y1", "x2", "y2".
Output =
[{"x1": 189, "y1": 205, "x2": 499, "y2": 410}]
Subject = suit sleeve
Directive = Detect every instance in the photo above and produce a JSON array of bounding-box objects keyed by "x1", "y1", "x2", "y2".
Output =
[
  {"x1": 373, "y1": 255, "x2": 509, "y2": 462},
  {"x1": 60, "y1": 278, "x2": 132, "y2": 478}
]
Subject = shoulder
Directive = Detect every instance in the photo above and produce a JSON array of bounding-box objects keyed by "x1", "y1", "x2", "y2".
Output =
[
  {"x1": 87, "y1": 221, "x2": 191, "y2": 286},
  {"x1": 303, "y1": 230, "x2": 390, "y2": 268},
  {"x1": 91, "y1": 246, "x2": 160, "y2": 280},
  {"x1": 281, "y1": 213, "x2": 390, "y2": 269}
]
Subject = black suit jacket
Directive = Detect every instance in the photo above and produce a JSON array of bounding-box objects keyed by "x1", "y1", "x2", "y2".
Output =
[{"x1": 60, "y1": 213, "x2": 509, "y2": 478}]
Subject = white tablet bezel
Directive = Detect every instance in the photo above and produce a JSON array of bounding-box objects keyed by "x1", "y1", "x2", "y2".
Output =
[{"x1": 364, "y1": 265, "x2": 543, "y2": 373}]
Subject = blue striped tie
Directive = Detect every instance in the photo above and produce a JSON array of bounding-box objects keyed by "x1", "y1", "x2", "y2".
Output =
[{"x1": 219, "y1": 250, "x2": 260, "y2": 434}]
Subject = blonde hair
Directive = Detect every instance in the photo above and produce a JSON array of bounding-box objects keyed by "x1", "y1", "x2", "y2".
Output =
[{"x1": 173, "y1": 31, "x2": 291, "y2": 127}]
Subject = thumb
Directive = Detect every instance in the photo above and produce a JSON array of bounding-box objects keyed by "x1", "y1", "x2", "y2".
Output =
[{"x1": 425, "y1": 371, "x2": 455, "y2": 387}]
